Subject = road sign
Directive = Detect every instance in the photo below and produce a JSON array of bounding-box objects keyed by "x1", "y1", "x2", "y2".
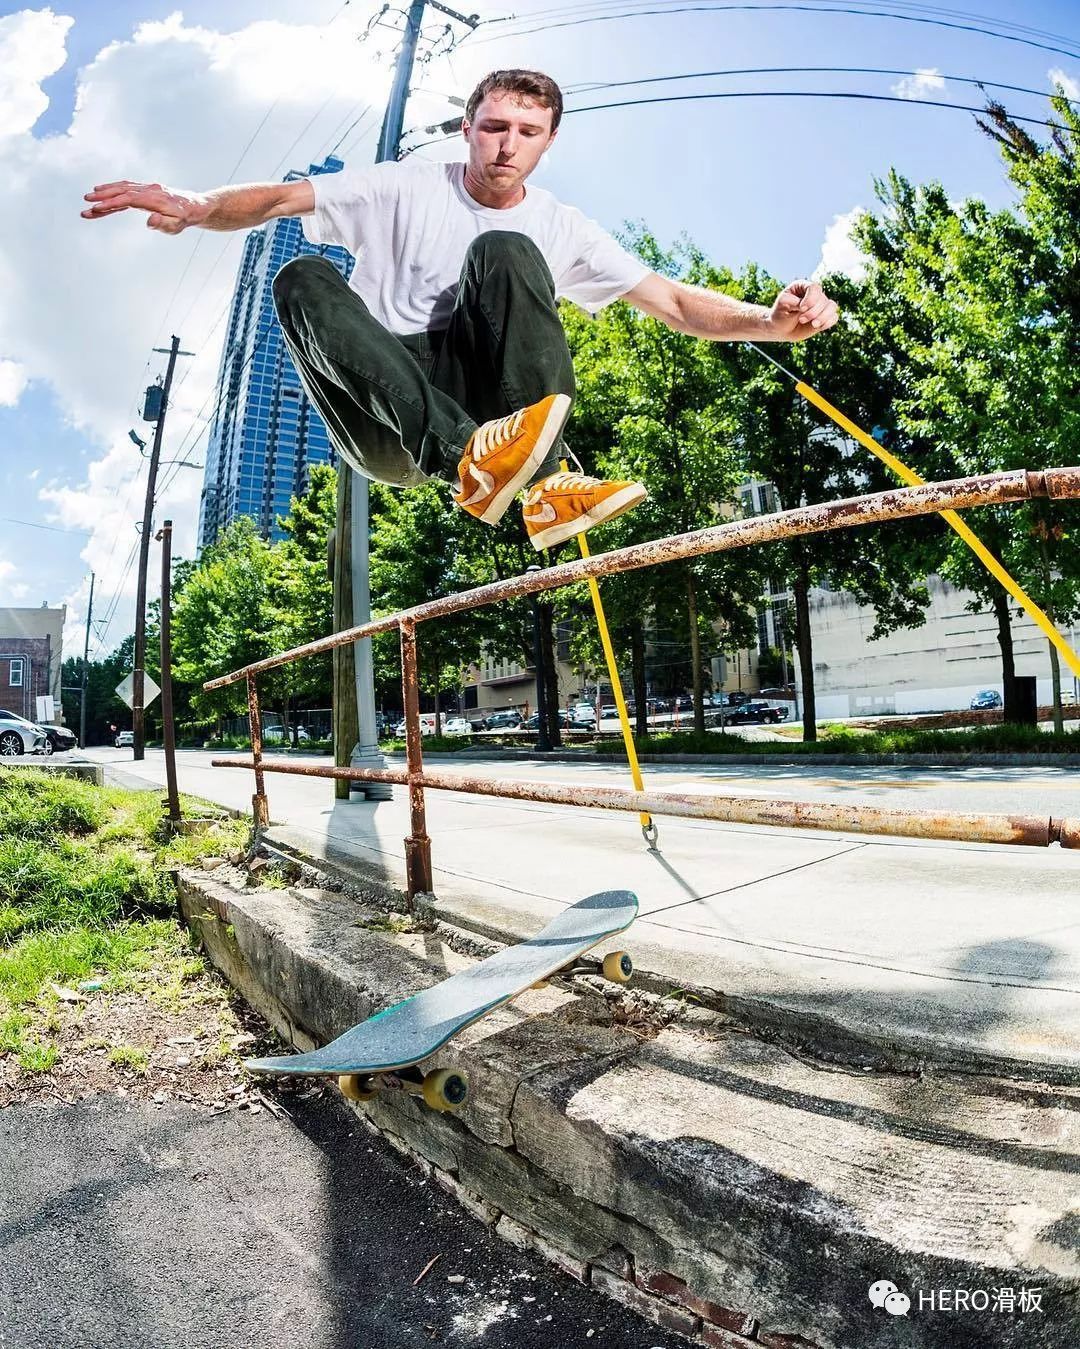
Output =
[{"x1": 115, "y1": 671, "x2": 160, "y2": 710}]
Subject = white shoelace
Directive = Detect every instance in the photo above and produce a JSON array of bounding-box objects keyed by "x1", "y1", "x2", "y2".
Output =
[
  {"x1": 470, "y1": 408, "x2": 525, "y2": 459},
  {"x1": 535, "y1": 471, "x2": 597, "y2": 494}
]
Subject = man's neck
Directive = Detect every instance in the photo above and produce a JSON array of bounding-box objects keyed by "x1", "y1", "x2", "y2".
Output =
[{"x1": 462, "y1": 164, "x2": 525, "y2": 209}]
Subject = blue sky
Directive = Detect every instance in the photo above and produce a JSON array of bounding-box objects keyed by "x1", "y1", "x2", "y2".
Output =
[{"x1": 1, "y1": 0, "x2": 1078, "y2": 665}]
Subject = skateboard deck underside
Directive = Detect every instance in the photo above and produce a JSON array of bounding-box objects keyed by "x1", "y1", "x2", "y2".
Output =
[{"x1": 245, "y1": 889, "x2": 637, "y2": 1079}]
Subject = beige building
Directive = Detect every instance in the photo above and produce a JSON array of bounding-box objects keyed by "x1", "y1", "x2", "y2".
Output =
[
  {"x1": 801, "y1": 576, "x2": 1077, "y2": 719},
  {"x1": 0, "y1": 604, "x2": 67, "y2": 722}
]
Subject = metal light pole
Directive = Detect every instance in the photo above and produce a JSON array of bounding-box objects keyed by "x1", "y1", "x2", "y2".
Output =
[
  {"x1": 340, "y1": 0, "x2": 427, "y2": 800},
  {"x1": 343, "y1": 0, "x2": 477, "y2": 799}
]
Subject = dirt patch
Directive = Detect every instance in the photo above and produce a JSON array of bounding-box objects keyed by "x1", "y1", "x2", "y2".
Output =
[{"x1": 0, "y1": 956, "x2": 293, "y2": 1116}]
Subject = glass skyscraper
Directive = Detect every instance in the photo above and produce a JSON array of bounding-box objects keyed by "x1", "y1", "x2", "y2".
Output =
[{"x1": 197, "y1": 156, "x2": 352, "y2": 551}]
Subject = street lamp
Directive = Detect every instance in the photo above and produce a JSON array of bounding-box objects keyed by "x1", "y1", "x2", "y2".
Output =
[{"x1": 526, "y1": 565, "x2": 551, "y2": 753}]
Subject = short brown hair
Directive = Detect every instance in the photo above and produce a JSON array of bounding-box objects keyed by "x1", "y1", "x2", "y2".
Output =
[{"x1": 465, "y1": 69, "x2": 563, "y2": 133}]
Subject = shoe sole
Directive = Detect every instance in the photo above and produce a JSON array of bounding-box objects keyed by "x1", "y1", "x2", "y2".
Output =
[
  {"x1": 528, "y1": 482, "x2": 647, "y2": 551},
  {"x1": 477, "y1": 393, "x2": 571, "y2": 525}
]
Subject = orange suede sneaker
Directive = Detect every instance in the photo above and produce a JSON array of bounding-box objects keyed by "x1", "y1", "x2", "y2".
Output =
[
  {"x1": 521, "y1": 471, "x2": 647, "y2": 551},
  {"x1": 452, "y1": 393, "x2": 571, "y2": 525}
]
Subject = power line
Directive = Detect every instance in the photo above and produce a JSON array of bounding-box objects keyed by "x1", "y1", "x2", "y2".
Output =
[
  {"x1": 474, "y1": 3, "x2": 1080, "y2": 63},
  {"x1": 489, "y1": 0, "x2": 1080, "y2": 52},
  {"x1": 403, "y1": 83, "x2": 1070, "y2": 154},
  {"x1": 564, "y1": 66, "x2": 1080, "y2": 111}
]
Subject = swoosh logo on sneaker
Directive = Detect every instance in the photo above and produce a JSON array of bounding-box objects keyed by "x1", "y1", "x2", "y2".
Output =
[
  {"x1": 457, "y1": 462, "x2": 495, "y2": 507},
  {"x1": 523, "y1": 501, "x2": 557, "y2": 524}
]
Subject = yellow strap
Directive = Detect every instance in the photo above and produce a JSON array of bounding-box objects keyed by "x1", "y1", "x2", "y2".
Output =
[
  {"x1": 561, "y1": 460, "x2": 653, "y2": 832},
  {"x1": 796, "y1": 381, "x2": 1080, "y2": 681}
]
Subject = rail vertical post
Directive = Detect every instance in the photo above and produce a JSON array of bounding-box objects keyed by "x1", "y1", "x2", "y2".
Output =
[
  {"x1": 400, "y1": 620, "x2": 433, "y2": 903},
  {"x1": 246, "y1": 674, "x2": 270, "y2": 830}
]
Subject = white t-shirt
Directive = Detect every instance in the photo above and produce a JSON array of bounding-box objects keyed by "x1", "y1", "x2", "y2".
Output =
[{"x1": 301, "y1": 158, "x2": 650, "y2": 335}]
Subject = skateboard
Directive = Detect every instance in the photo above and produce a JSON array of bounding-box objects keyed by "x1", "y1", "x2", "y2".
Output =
[{"x1": 244, "y1": 889, "x2": 638, "y2": 1112}]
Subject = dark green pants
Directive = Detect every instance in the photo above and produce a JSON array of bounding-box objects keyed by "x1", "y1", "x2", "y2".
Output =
[{"x1": 271, "y1": 231, "x2": 576, "y2": 488}]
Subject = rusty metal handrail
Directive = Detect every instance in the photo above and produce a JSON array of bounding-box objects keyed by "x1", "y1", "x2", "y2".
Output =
[
  {"x1": 209, "y1": 755, "x2": 1080, "y2": 850},
  {"x1": 205, "y1": 468, "x2": 1080, "y2": 690},
  {"x1": 202, "y1": 465, "x2": 1080, "y2": 897}
]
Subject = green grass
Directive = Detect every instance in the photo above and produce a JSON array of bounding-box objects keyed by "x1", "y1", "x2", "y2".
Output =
[{"x1": 0, "y1": 767, "x2": 254, "y2": 1072}]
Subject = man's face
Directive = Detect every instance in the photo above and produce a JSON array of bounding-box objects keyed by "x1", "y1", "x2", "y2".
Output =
[{"x1": 462, "y1": 91, "x2": 556, "y2": 195}]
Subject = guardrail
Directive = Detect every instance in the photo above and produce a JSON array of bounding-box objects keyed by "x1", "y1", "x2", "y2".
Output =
[{"x1": 206, "y1": 467, "x2": 1080, "y2": 900}]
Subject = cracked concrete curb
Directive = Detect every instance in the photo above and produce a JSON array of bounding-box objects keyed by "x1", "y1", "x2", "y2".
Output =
[{"x1": 178, "y1": 871, "x2": 1080, "y2": 1349}]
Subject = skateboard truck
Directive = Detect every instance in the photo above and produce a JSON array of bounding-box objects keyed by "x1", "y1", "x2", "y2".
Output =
[{"x1": 338, "y1": 1065, "x2": 469, "y2": 1112}]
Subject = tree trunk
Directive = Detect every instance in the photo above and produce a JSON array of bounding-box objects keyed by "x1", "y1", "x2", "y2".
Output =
[
  {"x1": 631, "y1": 621, "x2": 648, "y2": 739},
  {"x1": 992, "y1": 588, "x2": 1019, "y2": 723},
  {"x1": 432, "y1": 647, "x2": 442, "y2": 737},
  {"x1": 792, "y1": 557, "x2": 816, "y2": 743},
  {"x1": 1036, "y1": 537, "x2": 1064, "y2": 733},
  {"x1": 687, "y1": 571, "x2": 706, "y2": 734},
  {"x1": 540, "y1": 600, "x2": 562, "y2": 748}
]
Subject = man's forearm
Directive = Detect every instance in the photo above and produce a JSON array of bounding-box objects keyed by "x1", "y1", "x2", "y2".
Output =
[
  {"x1": 670, "y1": 282, "x2": 776, "y2": 342},
  {"x1": 201, "y1": 182, "x2": 298, "y2": 231}
]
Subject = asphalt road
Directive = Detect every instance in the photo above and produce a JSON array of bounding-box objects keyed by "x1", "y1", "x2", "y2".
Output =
[
  {"x1": 0, "y1": 1094, "x2": 683, "y2": 1349},
  {"x1": 66, "y1": 744, "x2": 1080, "y2": 822}
]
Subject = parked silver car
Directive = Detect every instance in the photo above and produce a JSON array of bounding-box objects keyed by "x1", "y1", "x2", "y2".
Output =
[{"x1": 0, "y1": 709, "x2": 47, "y2": 757}]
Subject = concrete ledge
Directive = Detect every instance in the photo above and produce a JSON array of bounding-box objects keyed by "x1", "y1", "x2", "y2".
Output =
[{"x1": 178, "y1": 871, "x2": 1080, "y2": 1349}]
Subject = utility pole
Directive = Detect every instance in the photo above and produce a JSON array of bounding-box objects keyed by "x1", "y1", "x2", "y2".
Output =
[
  {"x1": 340, "y1": 0, "x2": 476, "y2": 799},
  {"x1": 132, "y1": 335, "x2": 192, "y2": 760},
  {"x1": 155, "y1": 519, "x2": 181, "y2": 824},
  {"x1": 80, "y1": 571, "x2": 95, "y2": 749}
]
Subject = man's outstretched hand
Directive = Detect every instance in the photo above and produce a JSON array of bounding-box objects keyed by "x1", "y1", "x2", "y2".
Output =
[
  {"x1": 768, "y1": 279, "x2": 839, "y2": 341},
  {"x1": 81, "y1": 181, "x2": 209, "y2": 233}
]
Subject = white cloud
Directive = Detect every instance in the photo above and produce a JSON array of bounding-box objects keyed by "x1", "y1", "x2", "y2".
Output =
[
  {"x1": 813, "y1": 206, "x2": 869, "y2": 283},
  {"x1": 1048, "y1": 67, "x2": 1080, "y2": 101},
  {"x1": 0, "y1": 9, "x2": 392, "y2": 655},
  {"x1": 0, "y1": 358, "x2": 27, "y2": 406},
  {"x1": 892, "y1": 68, "x2": 946, "y2": 102},
  {"x1": 0, "y1": 554, "x2": 29, "y2": 604},
  {"x1": 0, "y1": 8, "x2": 73, "y2": 138}
]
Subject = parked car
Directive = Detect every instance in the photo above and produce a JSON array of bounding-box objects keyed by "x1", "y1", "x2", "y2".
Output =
[
  {"x1": 600, "y1": 704, "x2": 618, "y2": 719},
  {"x1": 483, "y1": 710, "x2": 524, "y2": 731},
  {"x1": 42, "y1": 722, "x2": 77, "y2": 753},
  {"x1": 263, "y1": 726, "x2": 310, "y2": 744},
  {"x1": 725, "y1": 701, "x2": 788, "y2": 725},
  {"x1": 0, "y1": 709, "x2": 47, "y2": 757},
  {"x1": 115, "y1": 730, "x2": 134, "y2": 748},
  {"x1": 523, "y1": 710, "x2": 572, "y2": 731},
  {"x1": 570, "y1": 702, "x2": 597, "y2": 727},
  {"x1": 970, "y1": 689, "x2": 1002, "y2": 711},
  {"x1": 0, "y1": 710, "x2": 74, "y2": 755},
  {"x1": 442, "y1": 717, "x2": 472, "y2": 736}
]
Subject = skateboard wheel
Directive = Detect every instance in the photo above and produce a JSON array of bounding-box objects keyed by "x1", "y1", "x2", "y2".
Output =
[
  {"x1": 422, "y1": 1068, "x2": 469, "y2": 1112},
  {"x1": 530, "y1": 979, "x2": 550, "y2": 990},
  {"x1": 602, "y1": 951, "x2": 633, "y2": 984},
  {"x1": 338, "y1": 1073, "x2": 381, "y2": 1102}
]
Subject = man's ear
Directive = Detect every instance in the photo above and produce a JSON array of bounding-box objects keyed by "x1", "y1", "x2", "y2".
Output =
[{"x1": 461, "y1": 118, "x2": 471, "y2": 143}]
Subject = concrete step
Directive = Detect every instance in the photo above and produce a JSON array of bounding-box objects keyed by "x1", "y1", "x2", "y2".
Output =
[{"x1": 178, "y1": 870, "x2": 1080, "y2": 1349}]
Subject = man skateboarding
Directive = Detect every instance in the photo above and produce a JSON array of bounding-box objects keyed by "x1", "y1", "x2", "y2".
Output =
[{"x1": 81, "y1": 68, "x2": 838, "y2": 550}]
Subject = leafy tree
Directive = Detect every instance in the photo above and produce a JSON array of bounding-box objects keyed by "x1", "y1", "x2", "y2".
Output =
[
  {"x1": 561, "y1": 228, "x2": 764, "y2": 735},
  {"x1": 856, "y1": 169, "x2": 1080, "y2": 723}
]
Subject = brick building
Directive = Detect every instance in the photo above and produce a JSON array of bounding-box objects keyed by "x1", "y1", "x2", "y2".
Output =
[{"x1": 0, "y1": 605, "x2": 66, "y2": 722}]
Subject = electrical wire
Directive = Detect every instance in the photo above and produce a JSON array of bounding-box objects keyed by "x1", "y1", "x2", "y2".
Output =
[
  {"x1": 403, "y1": 82, "x2": 1070, "y2": 154},
  {"x1": 563, "y1": 65, "x2": 1080, "y2": 111},
  {"x1": 472, "y1": 3, "x2": 1080, "y2": 63},
  {"x1": 487, "y1": 0, "x2": 1080, "y2": 52}
]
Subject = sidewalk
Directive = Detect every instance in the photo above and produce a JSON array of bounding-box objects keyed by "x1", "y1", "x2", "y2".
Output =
[{"x1": 261, "y1": 773, "x2": 1080, "y2": 1083}]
